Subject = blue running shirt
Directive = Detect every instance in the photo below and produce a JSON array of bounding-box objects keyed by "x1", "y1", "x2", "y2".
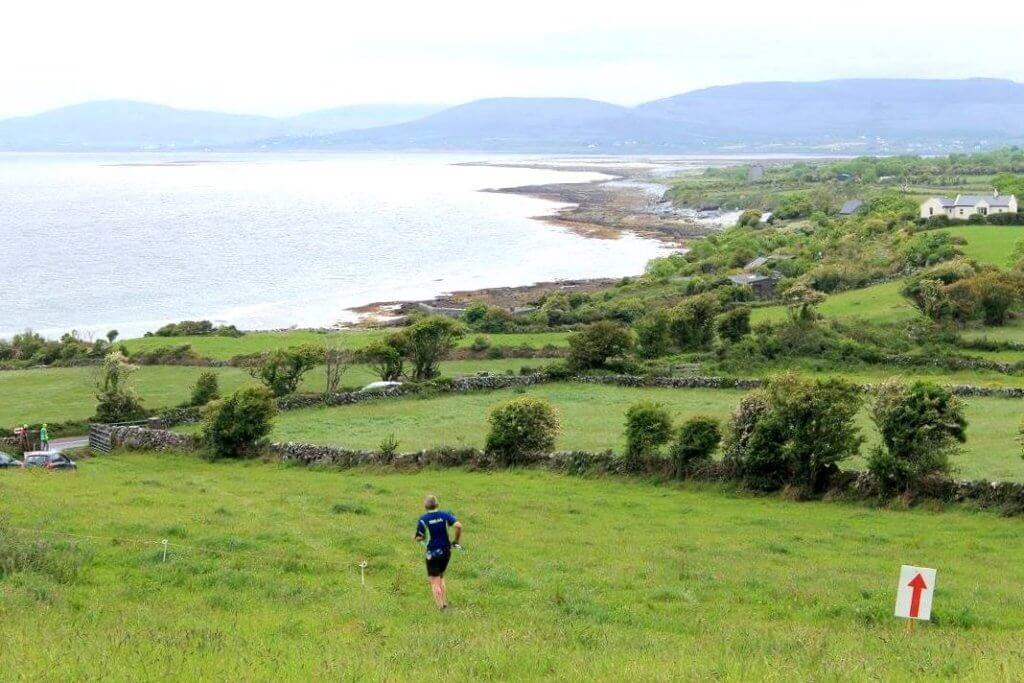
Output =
[{"x1": 416, "y1": 510, "x2": 457, "y2": 552}]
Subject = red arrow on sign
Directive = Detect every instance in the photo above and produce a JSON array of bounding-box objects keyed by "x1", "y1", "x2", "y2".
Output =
[{"x1": 907, "y1": 573, "x2": 928, "y2": 618}]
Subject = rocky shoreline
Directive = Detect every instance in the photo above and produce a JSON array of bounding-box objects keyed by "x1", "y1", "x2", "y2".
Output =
[{"x1": 347, "y1": 158, "x2": 744, "y2": 325}]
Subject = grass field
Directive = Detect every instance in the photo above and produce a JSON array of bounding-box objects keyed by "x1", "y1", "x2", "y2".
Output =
[
  {"x1": 751, "y1": 280, "x2": 919, "y2": 325},
  {"x1": 121, "y1": 330, "x2": 571, "y2": 360},
  {"x1": 941, "y1": 225, "x2": 1024, "y2": 268},
  {"x1": 0, "y1": 359, "x2": 551, "y2": 428},
  {"x1": 268, "y1": 383, "x2": 1024, "y2": 482},
  {"x1": 751, "y1": 226, "x2": 1024, "y2": 327},
  {"x1": 3, "y1": 453, "x2": 1023, "y2": 679}
]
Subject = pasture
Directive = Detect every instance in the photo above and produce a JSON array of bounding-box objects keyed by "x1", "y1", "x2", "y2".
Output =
[
  {"x1": 267, "y1": 383, "x2": 1024, "y2": 482},
  {"x1": 120, "y1": 330, "x2": 571, "y2": 360},
  {"x1": 0, "y1": 359, "x2": 550, "y2": 427},
  {"x1": 3, "y1": 453, "x2": 1024, "y2": 680}
]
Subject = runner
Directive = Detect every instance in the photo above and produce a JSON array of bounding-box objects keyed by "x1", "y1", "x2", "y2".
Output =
[
  {"x1": 414, "y1": 494, "x2": 462, "y2": 611},
  {"x1": 40, "y1": 424, "x2": 49, "y2": 451}
]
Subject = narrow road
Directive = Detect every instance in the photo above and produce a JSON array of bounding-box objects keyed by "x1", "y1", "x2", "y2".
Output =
[{"x1": 50, "y1": 436, "x2": 88, "y2": 453}]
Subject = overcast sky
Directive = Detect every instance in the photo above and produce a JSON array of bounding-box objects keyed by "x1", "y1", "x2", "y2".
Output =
[{"x1": 4, "y1": 0, "x2": 1024, "y2": 119}]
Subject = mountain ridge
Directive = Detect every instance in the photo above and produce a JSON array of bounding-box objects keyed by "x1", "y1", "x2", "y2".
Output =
[{"x1": 4, "y1": 79, "x2": 1024, "y2": 153}]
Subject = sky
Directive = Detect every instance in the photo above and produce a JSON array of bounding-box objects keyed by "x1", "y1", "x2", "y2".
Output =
[{"x1": 4, "y1": 0, "x2": 1024, "y2": 119}]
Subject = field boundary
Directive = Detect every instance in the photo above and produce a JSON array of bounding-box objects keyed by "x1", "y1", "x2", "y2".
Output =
[{"x1": 102, "y1": 425, "x2": 1024, "y2": 516}]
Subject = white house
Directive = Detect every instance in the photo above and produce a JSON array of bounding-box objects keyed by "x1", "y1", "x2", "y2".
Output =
[{"x1": 920, "y1": 191, "x2": 1017, "y2": 220}]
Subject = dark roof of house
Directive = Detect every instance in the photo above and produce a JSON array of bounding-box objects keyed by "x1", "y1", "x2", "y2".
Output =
[
  {"x1": 953, "y1": 195, "x2": 986, "y2": 207},
  {"x1": 743, "y1": 254, "x2": 793, "y2": 271},
  {"x1": 838, "y1": 199, "x2": 864, "y2": 215},
  {"x1": 988, "y1": 195, "x2": 1016, "y2": 207},
  {"x1": 728, "y1": 274, "x2": 775, "y2": 286}
]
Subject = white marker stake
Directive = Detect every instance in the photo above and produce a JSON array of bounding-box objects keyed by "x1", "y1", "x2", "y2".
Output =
[
  {"x1": 359, "y1": 560, "x2": 368, "y2": 587},
  {"x1": 894, "y1": 565, "x2": 936, "y2": 621}
]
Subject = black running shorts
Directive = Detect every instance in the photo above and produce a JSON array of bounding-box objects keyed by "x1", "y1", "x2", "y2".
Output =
[{"x1": 425, "y1": 549, "x2": 451, "y2": 577}]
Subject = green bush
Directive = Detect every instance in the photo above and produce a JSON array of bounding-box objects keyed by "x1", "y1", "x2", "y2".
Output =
[
  {"x1": 93, "y1": 352, "x2": 147, "y2": 423},
  {"x1": 357, "y1": 333, "x2": 408, "y2": 381},
  {"x1": 671, "y1": 416, "x2": 721, "y2": 476},
  {"x1": 723, "y1": 375, "x2": 862, "y2": 492},
  {"x1": 406, "y1": 316, "x2": 465, "y2": 380},
  {"x1": 186, "y1": 371, "x2": 220, "y2": 407},
  {"x1": 635, "y1": 311, "x2": 672, "y2": 358},
  {"x1": 249, "y1": 345, "x2": 323, "y2": 397},
  {"x1": 201, "y1": 386, "x2": 277, "y2": 459},
  {"x1": 715, "y1": 307, "x2": 751, "y2": 343},
  {"x1": 670, "y1": 294, "x2": 720, "y2": 349},
  {"x1": 485, "y1": 397, "x2": 560, "y2": 465},
  {"x1": 868, "y1": 379, "x2": 967, "y2": 491},
  {"x1": 736, "y1": 209, "x2": 762, "y2": 227},
  {"x1": 567, "y1": 321, "x2": 634, "y2": 371},
  {"x1": 624, "y1": 401, "x2": 673, "y2": 467},
  {"x1": 150, "y1": 320, "x2": 243, "y2": 337}
]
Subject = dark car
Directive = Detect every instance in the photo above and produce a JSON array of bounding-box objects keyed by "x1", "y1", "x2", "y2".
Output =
[
  {"x1": 0, "y1": 452, "x2": 23, "y2": 468},
  {"x1": 23, "y1": 452, "x2": 76, "y2": 470}
]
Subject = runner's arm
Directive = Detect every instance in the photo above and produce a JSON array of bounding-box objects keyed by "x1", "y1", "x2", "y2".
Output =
[{"x1": 451, "y1": 521, "x2": 462, "y2": 544}]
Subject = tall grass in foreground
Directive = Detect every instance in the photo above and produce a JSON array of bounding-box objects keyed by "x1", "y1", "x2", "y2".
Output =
[{"x1": 2, "y1": 452, "x2": 1024, "y2": 679}]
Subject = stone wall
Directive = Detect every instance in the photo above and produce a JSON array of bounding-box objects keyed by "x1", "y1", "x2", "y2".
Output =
[{"x1": 108, "y1": 425, "x2": 199, "y2": 451}]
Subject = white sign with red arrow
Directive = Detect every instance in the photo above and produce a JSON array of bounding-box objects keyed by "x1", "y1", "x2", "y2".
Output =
[{"x1": 894, "y1": 565, "x2": 936, "y2": 621}]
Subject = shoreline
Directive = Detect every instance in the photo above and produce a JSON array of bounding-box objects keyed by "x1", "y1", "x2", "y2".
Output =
[{"x1": 345, "y1": 158, "x2": 744, "y2": 325}]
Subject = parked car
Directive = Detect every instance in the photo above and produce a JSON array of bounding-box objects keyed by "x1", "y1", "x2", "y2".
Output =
[
  {"x1": 23, "y1": 452, "x2": 76, "y2": 470},
  {"x1": 358, "y1": 381, "x2": 404, "y2": 393},
  {"x1": 0, "y1": 452, "x2": 23, "y2": 468}
]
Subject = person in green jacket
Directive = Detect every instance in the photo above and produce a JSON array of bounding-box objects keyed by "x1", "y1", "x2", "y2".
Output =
[{"x1": 40, "y1": 423, "x2": 49, "y2": 451}]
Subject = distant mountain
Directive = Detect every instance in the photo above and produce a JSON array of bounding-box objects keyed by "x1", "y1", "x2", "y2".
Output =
[
  {"x1": 285, "y1": 103, "x2": 447, "y2": 134},
  {"x1": 258, "y1": 97, "x2": 660, "y2": 152},
  {"x1": 0, "y1": 100, "x2": 291, "y2": 151},
  {"x1": 263, "y1": 79, "x2": 1024, "y2": 153},
  {"x1": 6, "y1": 80, "x2": 1024, "y2": 153},
  {"x1": 0, "y1": 100, "x2": 447, "y2": 151},
  {"x1": 635, "y1": 78, "x2": 1024, "y2": 142}
]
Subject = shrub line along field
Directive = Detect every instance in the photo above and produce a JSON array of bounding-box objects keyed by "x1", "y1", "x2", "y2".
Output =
[
  {"x1": 119, "y1": 329, "x2": 571, "y2": 360},
  {"x1": 4, "y1": 452, "x2": 1024, "y2": 679},
  {"x1": 255, "y1": 382, "x2": 1024, "y2": 482}
]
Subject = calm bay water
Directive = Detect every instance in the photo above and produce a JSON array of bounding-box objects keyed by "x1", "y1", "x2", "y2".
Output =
[{"x1": 0, "y1": 153, "x2": 669, "y2": 338}]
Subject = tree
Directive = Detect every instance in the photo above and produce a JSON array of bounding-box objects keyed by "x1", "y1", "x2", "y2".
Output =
[
  {"x1": 485, "y1": 397, "x2": 560, "y2": 465},
  {"x1": 200, "y1": 386, "x2": 277, "y2": 459},
  {"x1": 186, "y1": 371, "x2": 220, "y2": 407},
  {"x1": 722, "y1": 375, "x2": 862, "y2": 492},
  {"x1": 249, "y1": 345, "x2": 322, "y2": 397},
  {"x1": 93, "y1": 351, "x2": 147, "y2": 423},
  {"x1": 106, "y1": 329, "x2": 119, "y2": 343},
  {"x1": 783, "y1": 284, "x2": 825, "y2": 324},
  {"x1": 715, "y1": 307, "x2": 751, "y2": 343},
  {"x1": 973, "y1": 271, "x2": 1021, "y2": 326},
  {"x1": 669, "y1": 294, "x2": 720, "y2": 349},
  {"x1": 405, "y1": 316, "x2": 464, "y2": 381},
  {"x1": 624, "y1": 401, "x2": 673, "y2": 467},
  {"x1": 323, "y1": 348, "x2": 350, "y2": 395},
  {"x1": 671, "y1": 416, "x2": 721, "y2": 477},
  {"x1": 868, "y1": 379, "x2": 967, "y2": 491},
  {"x1": 567, "y1": 321, "x2": 634, "y2": 370},
  {"x1": 357, "y1": 333, "x2": 408, "y2": 381},
  {"x1": 635, "y1": 310, "x2": 672, "y2": 358}
]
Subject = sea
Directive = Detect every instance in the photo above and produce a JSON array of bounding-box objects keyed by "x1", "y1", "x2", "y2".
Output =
[{"x1": 0, "y1": 153, "x2": 671, "y2": 339}]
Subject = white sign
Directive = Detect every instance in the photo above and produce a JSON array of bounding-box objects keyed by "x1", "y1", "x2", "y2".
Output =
[{"x1": 894, "y1": 565, "x2": 936, "y2": 621}]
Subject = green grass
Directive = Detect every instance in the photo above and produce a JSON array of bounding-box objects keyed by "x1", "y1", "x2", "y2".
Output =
[
  {"x1": 751, "y1": 280, "x2": 918, "y2": 325},
  {"x1": 962, "y1": 318, "x2": 1024, "y2": 345},
  {"x1": 0, "y1": 359, "x2": 552, "y2": 428},
  {"x1": 941, "y1": 225, "x2": 1024, "y2": 267},
  {"x1": 3, "y1": 452, "x2": 1024, "y2": 679},
  {"x1": 269, "y1": 383, "x2": 1024, "y2": 481},
  {"x1": 121, "y1": 330, "x2": 571, "y2": 360}
]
